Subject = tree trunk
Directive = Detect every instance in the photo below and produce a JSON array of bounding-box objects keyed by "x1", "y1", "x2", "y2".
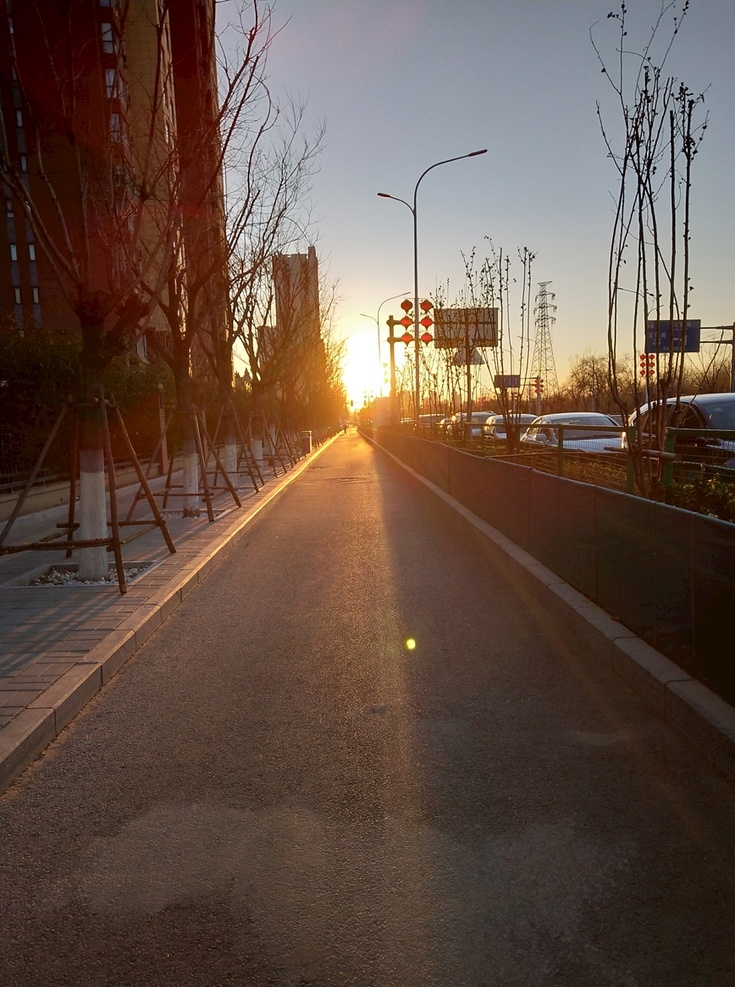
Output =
[
  {"x1": 181, "y1": 416, "x2": 200, "y2": 517},
  {"x1": 174, "y1": 370, "x2": 200, "y2": 518},
  {"x1": 222, "y1": 405, "x2": 238, "y2": 479},
  {"x1": 76, "y1": 375, "x2": 109, "y2": 582}
]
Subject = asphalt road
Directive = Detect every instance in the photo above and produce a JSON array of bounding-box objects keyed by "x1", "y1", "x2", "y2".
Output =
[{"x1": 2, "y1": 431, "x2": 735, "y2": 986}]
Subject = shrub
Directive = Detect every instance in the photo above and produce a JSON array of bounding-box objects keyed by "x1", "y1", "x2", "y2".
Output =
[{"x1": 666, "y1": 475, "x2": 735, "y2": 524}]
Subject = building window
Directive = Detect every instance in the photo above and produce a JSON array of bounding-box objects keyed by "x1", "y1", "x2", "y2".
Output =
[
  {"x1": 19, "y1": 154, "x2": 27, "y2": 172},
  {"x1": 31, "y1": 287, "x2": 40, "y2": 304},
  {"x1": 110, "y1": 112, "x2": 122, "y2": 142},
  {"x1": 9, "y1": 243, "x2": 17, "y2": 261},
  {"x1": 13, "y1": 288, "x2": 21, "y2": 304},
  {"x1": 101, "y1": 23, "x2": 115, "y2": 54},
  {"x1": 28, "y1": 243, "x2": 36, "y2": 261},
  {"x1": 5, "y1": 199, "x2": 13, "y2": 218},
  {"x1": 15, "y1": 109, "x2": 22, "y2": 128}
]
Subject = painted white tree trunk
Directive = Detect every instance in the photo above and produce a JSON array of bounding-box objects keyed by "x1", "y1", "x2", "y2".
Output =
[
  {"x1": 182, "y1": 449, "x2": 200, "y2": 517},
  {"x1": 252, "y1": 437, "x2": 263, "y2": 463},
  {"x1": 223, "y1": 440, "x2": 237, "y2": 480},
  {"x1": 268, "y1": 422, "x2": 277, "y2": 459},
  {"x1": 77, "y1": 450, "x2": 108, "y2": 581}
]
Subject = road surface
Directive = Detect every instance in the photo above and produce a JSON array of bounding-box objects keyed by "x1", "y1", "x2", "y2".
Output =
[{"x1": 2, "y1": 431, "x2": 735, "y2": 986}]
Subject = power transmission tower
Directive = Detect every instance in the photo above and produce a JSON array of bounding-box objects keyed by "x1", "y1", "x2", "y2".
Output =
[{"x1": 531, "y1": 281, "x2": 559, "y2": 396}]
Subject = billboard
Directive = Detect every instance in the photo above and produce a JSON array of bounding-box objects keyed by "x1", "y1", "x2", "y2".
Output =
[
  {"x1": 452, "y1": 347, "x2": 483, "y2": 366},
  {"x1": 433, "y1": 307, "x2": 498, "y2": 349},
  {"x1": 645, "y1": 319, "x2": 701, "y2": 353}
]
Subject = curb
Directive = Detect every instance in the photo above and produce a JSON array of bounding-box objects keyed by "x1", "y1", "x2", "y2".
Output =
[
  {"x1": 373, "y1": 437, "x2": 735, "y2": 785},
  {"x1": 0, "y1": 438, "x2": 335, "y2": 795}
]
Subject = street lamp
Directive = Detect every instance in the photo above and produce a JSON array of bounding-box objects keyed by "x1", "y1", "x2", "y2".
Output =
[
  {"x1": 378, "y1": 148, "x2": 487, "y2": 423},
  {"x1": 360, "y1": 290, "x2": 410, "y2": 396}
]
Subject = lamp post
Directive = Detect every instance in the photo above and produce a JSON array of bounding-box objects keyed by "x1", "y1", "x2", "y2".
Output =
[
  {"x1": 360, "y1": 290, "x2": 410, "y2": 397},
  {"x1": 378, "y1": 148, "x2": 487, "y2": 423}
]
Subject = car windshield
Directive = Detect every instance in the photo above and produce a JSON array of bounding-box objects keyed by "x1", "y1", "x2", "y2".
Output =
[{"x1": 547, "y1": 416, "x2": 620, "y2": 441}]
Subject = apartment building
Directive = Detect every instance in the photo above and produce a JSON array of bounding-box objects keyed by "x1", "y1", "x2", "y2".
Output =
[{"x1": 0, "y1": 0, "x2": 229, "y2": 361}]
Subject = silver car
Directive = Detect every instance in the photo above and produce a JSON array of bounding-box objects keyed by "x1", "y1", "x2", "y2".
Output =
[
  {"x1": 520, "y1": 412, "x2": 625, "y2": 453},
  {"x1": 484, "y1": 413, "x2": 537, "y2": 443},
  {"x1": 446, "y1": 411, "x2": 493, "y2": 438}
]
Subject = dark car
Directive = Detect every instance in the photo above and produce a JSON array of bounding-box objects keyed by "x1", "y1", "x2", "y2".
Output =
[{"x1": 623, "y1": 393, "x2": 735, "y2": 468}]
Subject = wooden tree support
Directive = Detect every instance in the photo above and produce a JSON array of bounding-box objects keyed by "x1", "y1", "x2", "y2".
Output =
[
  {"x1": 249, "y1": 412, "x2": 298, "y2": 477},
  {"x1": 209, "y1": 402, "x2": 264, "y2": 494},
  {"x1": 129, "y1": 405, "x2": 242, "y2": 524},
  {"x1": 0, "y1": 393, "x2": 176, "y2": 595}
]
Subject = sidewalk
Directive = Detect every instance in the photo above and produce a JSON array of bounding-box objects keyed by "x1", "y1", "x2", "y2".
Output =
[{"x1": 0, "y1": 440, "x2": 334, "y2": 794}]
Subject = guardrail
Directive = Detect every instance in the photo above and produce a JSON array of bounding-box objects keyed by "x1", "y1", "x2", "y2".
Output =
[{"x1": 394, "y1": 421, "x2": 735, "y2": 495}]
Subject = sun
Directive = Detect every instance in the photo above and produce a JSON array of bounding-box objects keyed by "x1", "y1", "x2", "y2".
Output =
[{"x1": 342, "y1": 327, "x2": 387, "y2": 409}]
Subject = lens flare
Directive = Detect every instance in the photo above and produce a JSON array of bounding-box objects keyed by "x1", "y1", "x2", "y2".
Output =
[{"x1": 406, "y1": 638, "x2": 416, "y2": 651}]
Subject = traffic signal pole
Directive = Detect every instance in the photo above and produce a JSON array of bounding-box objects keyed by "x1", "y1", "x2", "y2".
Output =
[{"x1": 385, "y1": 315, "x2": 403, "y2": 425}]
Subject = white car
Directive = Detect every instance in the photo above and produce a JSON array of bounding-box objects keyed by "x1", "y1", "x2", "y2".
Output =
[
  {"x1": 446, "y1": 411, "x2": 493, "y2": 438},
  {"x1": 483, "y1": 413, "x2": 537, "y2": 443},
  {"x1": 520, "y1": 412, "x2": 624, "y2": 453}
]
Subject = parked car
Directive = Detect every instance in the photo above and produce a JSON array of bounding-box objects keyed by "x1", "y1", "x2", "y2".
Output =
[
  {"x1": 520, "y1": 412, "x2": 624, "y2": 453},
  {"x1": 445, "y1": 411, "x2": 493, "y2": 439},
  {"x1": 483, "y1": 413, "x2": 537, "y2": 443},
  {"x1": 623, "y1": 393, "x2": 735, "y2": 468}
]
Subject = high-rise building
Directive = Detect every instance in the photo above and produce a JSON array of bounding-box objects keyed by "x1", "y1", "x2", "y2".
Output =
[
  {"x1": 272, "y1": 245, "x2": 324, "y2": 409},
  {"x1": 272, "y1": 245, "x2": 320, "y2": 341}
]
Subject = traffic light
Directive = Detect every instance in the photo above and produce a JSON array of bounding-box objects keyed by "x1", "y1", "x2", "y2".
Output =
[
  {"x1": 639, "y1": 352, "x2": 655, "y2": 377},
  {"x1": 534, "y1": 376, "x2": 543, "y2": 395}
]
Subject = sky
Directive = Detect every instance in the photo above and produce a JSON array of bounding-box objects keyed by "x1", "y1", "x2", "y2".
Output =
[{"x1": 218, "y1": 0, "x2": 735, "y2": 408}]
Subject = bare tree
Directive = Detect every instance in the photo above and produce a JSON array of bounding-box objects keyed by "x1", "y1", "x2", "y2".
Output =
[
  {"x1": 451, "y1": 243, "x2": 535, "y2": 450},
  {"x1": 592, "y1": 0, "x2": 708, "y2": 497},
  {"x1": 226, "y1": 94, "x2": 325, "y2": 460},
  {"x1": 0, "y1": 0, "x2": 182, "y2": 577},
  {"x1": 138, "y1": 0, "x2": 286, "y2": 513},
  {"x1": 566, "y1": 351, "x2": 612, "y2": 412}
]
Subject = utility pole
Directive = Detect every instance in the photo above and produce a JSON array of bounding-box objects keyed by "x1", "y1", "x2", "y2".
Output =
[
  {"x1": 530, "y1": 282, "x2": 559, "y2": 405},
  {"x1": 385, "y1": 315, "x2": 407, "y2": 425}
]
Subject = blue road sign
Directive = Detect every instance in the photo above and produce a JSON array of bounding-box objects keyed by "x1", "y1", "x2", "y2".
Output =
[
  {"x1": 645, "y1": 320, "x2": 701, "y2": 353},
  {"x1": 494, "y1": 375, "x2": 520, "y2": 389}
]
